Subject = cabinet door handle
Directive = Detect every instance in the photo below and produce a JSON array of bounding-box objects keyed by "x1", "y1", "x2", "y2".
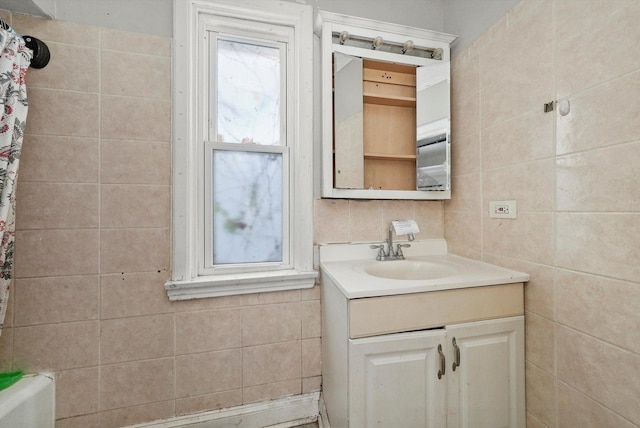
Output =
[
  {"x1": 437, "y1": 344, "x2": 446, "y2": 379},
  {"x1": 452, "y1": 337, "x2": 460, "y2": 371}
]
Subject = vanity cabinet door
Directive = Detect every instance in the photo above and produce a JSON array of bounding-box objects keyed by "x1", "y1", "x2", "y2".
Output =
[
  {"x1": 446, "y1": 316, "x2": 525, "y2": 428},
  {"x1": 349, "y1": 329, "x2": 447, "y2": 428}
]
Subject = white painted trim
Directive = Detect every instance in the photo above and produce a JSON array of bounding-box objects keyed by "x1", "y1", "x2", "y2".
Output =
[
  {"x1": 317, "y1": 12, "x2": 455, "y2": 201},
  {"x1": 125, "y1": 392, "x2": 320, "y2": 428},
  {"x1": 170, "y1": 0, "x2": 316, "y2": 297},
  {"x1": 165, "y1": 269, "x2": 317, "y2": 300}
]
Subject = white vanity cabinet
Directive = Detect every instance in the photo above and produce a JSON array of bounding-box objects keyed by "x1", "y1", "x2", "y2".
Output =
[
  {"x1": 349, "y1": 329, "x2": 447, "y2": 428},
  {"x1": 322, "y1": 277, "x2": 526, "y2": 428}
]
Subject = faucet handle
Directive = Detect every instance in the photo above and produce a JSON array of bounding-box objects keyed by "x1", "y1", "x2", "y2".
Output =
[
  {"x1": 396, "y1": 243, "x2": 411, "y2": 259},
  {"x1": 370, "y1": 244, "x2": 385, "y2": 261}
]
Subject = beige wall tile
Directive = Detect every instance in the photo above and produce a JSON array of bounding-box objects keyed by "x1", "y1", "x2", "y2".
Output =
[
  {"x1": 15, "y1": 229, "x2": 99, "y2": 278},
  {"x1": 13, "y1": 321, "x2": 99, "y2": 371},
  {"x1": 55, "y1": 414, "x2": 100, "y2": 428},
  {"x1": 101, "y1": 50, "x2": 170, "y2": 99},
  {"x1": 482, "y1": 159, "x2": 555, "y2": 213},
  {"x1": 243, "y1": 341, "x2": 301, "y2": 387},
  {"x1": 12, "y1": 13, "x2": 99, "y2": 47},
  {"x1": 556, "y1": 270, "x2": 640, "y2": 354},
  {"x1": 101, "y1": 140, "x2": 170, "y2": 185},
  {"x1": 101, "y1": 271, "x2": 173, "y2": 319},
  {"x1": 243, "y1": 380, "x2": 300, "y2": 405},
  {"x1": 483, "y1": 213, "x2": 554, "y2": 265},
  {"x1": 314, "y1": 199, "x2": 349, "y2": 244},
  {"x1": 525, "y1": 362, "x2": 555, "y2": 428},
  {"x1": 302, "y1": 376, "x2": 321, "y2": 393},
  {"x1": 0, "y1": 328, "x2": 13, "y2": 372},
  {"x1": 26, "y1": 89, "x2": 99, "y2": 137},
  {"x1": 175, "y1": 349, "x2": 242, "y2": 398},
  {"x1": 444, "y1": 211, "x2": 481, "y2": 254},
  {"x1": 415, "y1": 201, "x2": 444, "y2": 239},
  {"x1": 20, "y1": 135, "x2": 99, "y2": 183},
  {"x1": 101, "y1": 95, "x2": 171, "y2": 142},
  {"x1": 450, "y1": 132, "x2": 480, "y2": 176},
  {"x1": 300, "y1": 284, "x2": 320, "y2": 301},
  {"x1": 56, "y1": 367, "x2": 99, "y2": 419},
  {"x1": 99, "y1": 401, "x2": 174, "y2": 428},
  {"x1": 451, "y1": 47, "x2": 479, "y2": 104},
  {"x1": 557, "y1": 142, "x2": 640, "y2": 212},
  {"x1": 175, "y1": 390, "x2": 242, "y2": 416},
  {"x1": 101, "y1": 314, "x2": 174, "y2": 364},
  {"x1": 16, "y1": 182, "x2": 99, "y2": 230},
  {"x1": 100, "y1": 28, "x2": 170, "y2": 57},
  {"x1": 525, "y1": 312, "x2": 555, "y2": 373},
  {"x1": 557, "y1": 327, "x2": 640, "y2": 425},
  {"x1": 480, "y1": 54, "x2": 553, "y2": 131},
  {"x1": 554, "y1": 0, "x2": 634, "y2": 41},
  {"x1": 175, "y1": 308, "x2": 242, "y2": 355},
  {"x1": 525, "y1": 413, "x2": 548, "y2": 428},
  {"x1": 556, "y1": 213, "x2": 640, "y2": 282},
  {"x1": 14, "y1": 276, "x2": 99, "y2": 326},
  {"x1": 242, "y1": 302, "x2": 301, "y2": 347},
  {"x1": 446, "y1": 172, "x2": 481, "y2": 213},
  {"x1": 556, "y1": 2, "x2": 640, "y2": 97},
  {"x1": 101, "y1": 185, "x2": 170, "y2": 228},
  {"x1": 100, "y1": 228, "x2": 169, "y2": 274},
  {"x1": 481, "y1": 110, "x2": 554, "y2": 170},
  {"x1": 26, "y1": 42, "x2": 99, "y2": 92},
  {"x1": 348, "y1": 200, "x2": 382, "y2": 242},
  {"x1": 483, "y1": 255, "x2": 554, "y2": 320},
  {"x1": 557, "y1": 381, "x2": 636, "y2": 428},
  {"x1": 451, "y1": 92, "x2": 479, "y2": 139},
  {"x1": 557, "y1": 71, "x2": 640, "y2": 155},
  {"x1": 175, "y1": 294, "x2": 242, "y2": 312},
  {"x1": 301, "y1": 300, "x2": 321, "y2": 339},
  {"x1": 302, "y1": 338, "x2": 321, "y2": 378},
  {"x1": 478, "y1": 2, "x2": 554, "y2": 129},
  {"x1": 99, "y1": 358, "x2": 174, "y2": 410},
  {"x1": 240, "y1": 289, "x2": 301, "y2": 306}
]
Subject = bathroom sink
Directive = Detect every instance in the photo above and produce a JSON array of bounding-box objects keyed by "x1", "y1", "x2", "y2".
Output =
[{"x1": 364, "y1": 259, "x2": 459, "y2": 280}]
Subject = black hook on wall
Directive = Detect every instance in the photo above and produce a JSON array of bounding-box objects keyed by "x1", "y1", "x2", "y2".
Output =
[
  {"x1": 23, "y1": 36, "x2": 50, "y2": 69},
  {"x1": 0, "y1": 16, "x2": 50, "y2": 69}
]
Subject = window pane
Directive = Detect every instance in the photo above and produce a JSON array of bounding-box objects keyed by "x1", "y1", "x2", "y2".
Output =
[
  {"x1": 212, "y1": 150, "x2": 283, "y2": 265},
  {"x1": 217, "y1": 39, "x2": 281, "y2": 145}
]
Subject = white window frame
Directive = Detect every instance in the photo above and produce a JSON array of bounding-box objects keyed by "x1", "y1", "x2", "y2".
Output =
[{"x1": 167, "y1": 0, "x2": 316, "y2": 300}]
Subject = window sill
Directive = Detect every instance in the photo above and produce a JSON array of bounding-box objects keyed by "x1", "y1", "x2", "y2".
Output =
[{"x1": 165, "y1": 269, "x2": 318, "y2": 301}]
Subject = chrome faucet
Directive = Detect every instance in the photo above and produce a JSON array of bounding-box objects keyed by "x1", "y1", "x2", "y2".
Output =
[{"x1": 370, "y1": 222, "x2": 415, "y2": 261}]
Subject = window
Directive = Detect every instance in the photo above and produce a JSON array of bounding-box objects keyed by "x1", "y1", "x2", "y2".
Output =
[{"x1": 167, "y1": 0, "x2": 316, "y2": 300}]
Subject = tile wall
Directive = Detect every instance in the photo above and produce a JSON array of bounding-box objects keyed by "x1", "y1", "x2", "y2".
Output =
[
  {"x1": 0, "y1": 12, "x2": 321, "y2": 428},
  {"x1": 446, "y1": 0, "x2": 640, "y2": 426}
]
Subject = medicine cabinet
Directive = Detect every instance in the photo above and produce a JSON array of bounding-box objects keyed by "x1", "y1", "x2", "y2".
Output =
[{"x1": 317, "y1": 12, "x2": 457, "y2": 200}]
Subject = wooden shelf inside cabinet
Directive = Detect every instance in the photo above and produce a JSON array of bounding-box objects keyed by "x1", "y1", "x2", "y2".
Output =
[
  {"x1": 362, "y1": 61, "x2": 417, "y2": 108},
  {"x1": 364, "y1": 153, "x2": 416, "y2": 161},
  {"x1": 363, "y1": 94, "x2": 416, "y2": 108}
]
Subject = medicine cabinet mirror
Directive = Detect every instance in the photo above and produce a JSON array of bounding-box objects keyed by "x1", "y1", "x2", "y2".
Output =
[{"x1": 318, "y1": 12, "x2": 456, "y2": 200}]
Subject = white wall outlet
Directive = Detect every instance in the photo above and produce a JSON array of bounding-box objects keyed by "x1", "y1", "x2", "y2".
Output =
[{"x1": 489, "y1": 200, "x2": 517, "y2": 219}]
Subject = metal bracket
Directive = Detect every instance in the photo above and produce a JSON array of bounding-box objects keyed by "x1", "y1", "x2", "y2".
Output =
[{"x1": 544, "y1": 101, "x2": 555, "y2": 113}]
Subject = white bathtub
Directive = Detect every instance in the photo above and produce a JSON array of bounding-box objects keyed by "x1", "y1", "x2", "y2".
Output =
[{"x1": 0, "y1": 373, "x2": 54, "y2": 428}]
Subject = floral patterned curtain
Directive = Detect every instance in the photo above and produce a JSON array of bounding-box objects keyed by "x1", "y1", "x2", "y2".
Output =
[{"x1": 0, "y1": 23, "x2": 32, "y2": 335}]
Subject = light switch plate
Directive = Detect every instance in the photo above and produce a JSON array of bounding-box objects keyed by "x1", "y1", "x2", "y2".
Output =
[{"x1": 489, "y1": 200, "x2": 517, "y2": 219}]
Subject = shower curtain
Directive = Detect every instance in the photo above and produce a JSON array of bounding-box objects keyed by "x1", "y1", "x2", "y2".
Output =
[{"x1": 0, "y1": 23, "x2": 32, "y2": 335}]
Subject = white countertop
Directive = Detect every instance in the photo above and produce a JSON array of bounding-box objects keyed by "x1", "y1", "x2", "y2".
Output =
[{"x1": 319, "y1": 240, "x2": 530, "y2": 299}]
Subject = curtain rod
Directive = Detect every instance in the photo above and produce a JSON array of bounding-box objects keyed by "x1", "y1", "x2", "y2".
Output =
[{"x1": 0, "y1": 16, "x2": 50, "y2": 69}]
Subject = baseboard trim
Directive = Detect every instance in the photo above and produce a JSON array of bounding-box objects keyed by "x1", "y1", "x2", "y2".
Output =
[{"x1": 126, "y1": 392, "x2": 320, "y2": 428}]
